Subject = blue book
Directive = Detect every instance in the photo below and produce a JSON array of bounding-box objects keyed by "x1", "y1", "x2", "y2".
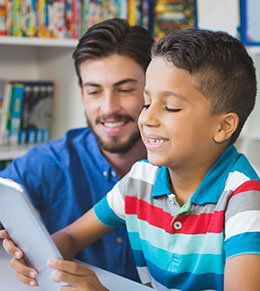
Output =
[{"x1": 9, "y1": 83, "x2": 24, "y2": 145}]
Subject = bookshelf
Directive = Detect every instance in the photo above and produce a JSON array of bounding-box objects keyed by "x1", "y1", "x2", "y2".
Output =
[
  {"x1": 0, "y1": 36, "x2": 260, "y2": 168},
  {"x1": 0, "y1": 143, "x2": 37, "y2": 160},
  {"x1": 234, "y1": 51, "x2": 260, "y2": 169},
  {"x1": 0, "y1": 36, "x2": 85, "y2": 161}
]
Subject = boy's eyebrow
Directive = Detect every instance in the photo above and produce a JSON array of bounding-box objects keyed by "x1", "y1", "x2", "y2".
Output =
[
  {"x1": 83, "y1": 79, "x2": 138, "y2": 88},
  {"x1": 144, "y1": 88, "x2": 187, "y2": 100}
]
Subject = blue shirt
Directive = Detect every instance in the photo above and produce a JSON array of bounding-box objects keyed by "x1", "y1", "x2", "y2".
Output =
[{"x1": 0, "y1": 127, "x2": 140, "y2": 282}]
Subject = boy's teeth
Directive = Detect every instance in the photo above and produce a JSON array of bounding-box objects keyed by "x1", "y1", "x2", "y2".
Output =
[
  {"x1": 148, "y1": 138, "x2": 165, "y2": 144},
  {"x1": 104, "y1": 122, "x2": 124, "y2": 128}
]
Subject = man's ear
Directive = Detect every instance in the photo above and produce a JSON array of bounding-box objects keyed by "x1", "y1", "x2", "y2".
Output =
[{"x1": 213, "y1": 113, "x2": 239, "y2": 144}]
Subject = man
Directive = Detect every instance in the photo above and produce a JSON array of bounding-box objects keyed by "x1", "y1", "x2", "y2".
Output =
[{"x1": 0, "y1": 18, "x2": 154, "y2": 282}]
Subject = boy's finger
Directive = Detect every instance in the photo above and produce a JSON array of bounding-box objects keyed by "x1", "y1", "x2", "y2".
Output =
[
  {"x1": 14, "y1": 270, "x2": 39, "y2": 287},
  {"x1": 2, "y1": 238, "x2": 23, "y2": 259},
  {"x1": 48, "y1": 259, "x2": 94, "y2": 276},
  {"x1": 0, "y1": 229, "x2": 9, "y2": 239},
  {"x1": 10, "y1": 257, "x2": 38, "y2": 279}
]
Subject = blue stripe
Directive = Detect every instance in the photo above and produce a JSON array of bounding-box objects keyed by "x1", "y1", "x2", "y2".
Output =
[
  {"x1": 94, "y1": 196, "x2": 125, "y2": 227},
  {"x1": 127, "y1": 216, "x2": 224, "y2": 255},
  {"x1": 146, "y1": 259, "x2": 223, "y2": 290},
  {"x1": 130, "y1": 236, "x2": 224, "y2": 275},
  {"x1": 225, "y1": 232, "x2": 260, "y2": 259}
]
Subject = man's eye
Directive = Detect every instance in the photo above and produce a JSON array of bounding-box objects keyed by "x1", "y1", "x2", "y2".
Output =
[
  {"x1": 165, "y1": 107, "x2": 181, "y2": 112},
  {"x1": 119, "y1": 89, "x2": 134, "y2": 93},
  {"x1": 87, "y1": 91, "x2": 99, "y2": 95}
]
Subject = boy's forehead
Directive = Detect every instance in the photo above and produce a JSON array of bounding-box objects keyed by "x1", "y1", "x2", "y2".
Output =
[{"x1": 145, "y1": 57, "x2": 209, "y2": 104}]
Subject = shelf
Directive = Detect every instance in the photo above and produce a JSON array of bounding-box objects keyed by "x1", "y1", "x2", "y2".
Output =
[
  {"x1": 0, "y1": 144, "x2": 39, "y2": 161},
  {"x1": 246, "y1": 46, "x2": 260, "y2": 55},
  {"x1": 0, "y1": 36, "x2": 78, "y2": 48}
]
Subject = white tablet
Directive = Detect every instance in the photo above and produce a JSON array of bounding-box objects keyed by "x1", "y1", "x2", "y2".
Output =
[{"x1": 0, "y1": 177, "x2": 65, "y2": 291}]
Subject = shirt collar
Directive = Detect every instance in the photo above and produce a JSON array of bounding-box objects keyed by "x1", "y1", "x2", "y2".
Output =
[
  {"x1": 152, "y1": 166, "x2": 171, "y2": 198},
  {"x1": 151, "y1": 145, "x2": 250, "y2": 204},
  {"x1": 87, "y1": 131, "x2": 119, "y2": 181}
]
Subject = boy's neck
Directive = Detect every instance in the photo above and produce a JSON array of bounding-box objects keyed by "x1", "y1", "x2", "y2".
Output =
[{"x1": 168, "y1": 147, "x2": 226, "y2": 206}]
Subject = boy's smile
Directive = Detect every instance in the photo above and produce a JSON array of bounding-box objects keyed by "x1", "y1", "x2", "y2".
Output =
[{"x1": 138, "y1": 56, "x2": 224, "y2": 175}]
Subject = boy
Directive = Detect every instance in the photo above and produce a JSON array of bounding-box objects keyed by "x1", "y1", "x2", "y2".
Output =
[{"x1": 2, "y1": 28, "x2": 260, "y2": 290}]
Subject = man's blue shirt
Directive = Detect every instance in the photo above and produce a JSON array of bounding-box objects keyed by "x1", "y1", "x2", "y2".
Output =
[{"x1": 0, "y1": 127, "x2": 139, "y2": 282}]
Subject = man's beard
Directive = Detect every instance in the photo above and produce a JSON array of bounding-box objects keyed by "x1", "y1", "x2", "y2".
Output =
[{"x1": 85, "y1": 112, "x2": 141, "y2": 154}]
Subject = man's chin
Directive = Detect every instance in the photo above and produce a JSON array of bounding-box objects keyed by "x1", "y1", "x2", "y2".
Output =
[
  {"x1": 97, "y1": 133, "x2": 141, "y2": 154},
  {"x1": 99, "y1": 140, "x2": 138, "y2": 154}
]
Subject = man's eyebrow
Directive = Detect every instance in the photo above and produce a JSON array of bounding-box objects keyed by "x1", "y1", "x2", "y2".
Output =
[
  {"x1": 83, "y1": 82, "x2": 101, "y2": 88},
  {"x1": 113, "y1": 79, "x2": 138, "y2": 87},
  {"x1": 83, "y1": 79, "x2": 138, "y2": 88}
]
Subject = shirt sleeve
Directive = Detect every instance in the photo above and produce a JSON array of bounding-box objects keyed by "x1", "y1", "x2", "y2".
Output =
[
  {"x1": 94, "y1": 179, "x2": 126, "y2": 228},
  {"x1": 224, "y1": 180, "x2": 260, "y2": 259}
]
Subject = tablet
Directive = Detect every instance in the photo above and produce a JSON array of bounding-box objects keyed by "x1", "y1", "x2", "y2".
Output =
[{"x1": 0, "y1": 177, "x2": 65, "y2": 291}]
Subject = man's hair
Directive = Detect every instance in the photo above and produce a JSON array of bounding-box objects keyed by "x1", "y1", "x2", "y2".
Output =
[
  {"x1": 73, "y1": 18, "x2": 154, "y2": 87},
  {"x1": 152, "y1": 28, "x2": 257, "y2": 144}
]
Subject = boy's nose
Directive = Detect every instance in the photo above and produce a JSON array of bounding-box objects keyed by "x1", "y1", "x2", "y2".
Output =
[{"x1": 141, "y1": 106, "x2": 160, "y2": 127}]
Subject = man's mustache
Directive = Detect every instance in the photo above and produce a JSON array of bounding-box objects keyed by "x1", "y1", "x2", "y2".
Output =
[{"x1": 95, "y1": 114, "x2": 135, "y2": 124}]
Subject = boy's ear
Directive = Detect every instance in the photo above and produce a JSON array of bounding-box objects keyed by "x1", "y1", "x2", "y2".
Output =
[{"x1": 213, "y1": 113, "x2": 239, "y2": 144}]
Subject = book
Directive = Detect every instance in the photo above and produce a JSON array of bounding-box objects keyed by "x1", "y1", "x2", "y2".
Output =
[
  {"x1": 0, "y1": 0, "x2": 7, "y2": 35},
  {"x1": 153, "y1": 0, "x2": 197, "y2": 38},
  {"x1": 0, "y1": 81, "x2": 12, "y2": 146},
  {"x1": 18, "y1": 81, "x2": 33, "y2": 144},
  {"x1": 8, "y1": 82, "x2": 24, "y2": 145},
  {"x1": 27, "y1": 81, "x2": 54, "y2": 143}
]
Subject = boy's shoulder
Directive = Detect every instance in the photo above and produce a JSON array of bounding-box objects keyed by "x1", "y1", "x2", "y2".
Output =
[
  {"x1": 224, "y1": 151, "x2": 260, "y2": 195},
  {"x1": 128, "y1": 159, "x2": 162, "y2": 184}
]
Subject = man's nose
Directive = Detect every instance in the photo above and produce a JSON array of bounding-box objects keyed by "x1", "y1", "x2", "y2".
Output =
[{"x1": 101, "y1": 92, "x2": 121, "y2": 115}]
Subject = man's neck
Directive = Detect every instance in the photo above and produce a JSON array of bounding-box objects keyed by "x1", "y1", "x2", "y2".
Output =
[{"x1": 101, "y1": 140, "x2": 147, "y2": 179}]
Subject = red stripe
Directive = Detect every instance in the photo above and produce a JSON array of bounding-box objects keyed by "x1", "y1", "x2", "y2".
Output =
[
  {"x1": 228, "y1": 180, "x2": 260, "y2": 203},
  {"x1": 125, "y1": 196, "x2": 224, "y2": 234}
]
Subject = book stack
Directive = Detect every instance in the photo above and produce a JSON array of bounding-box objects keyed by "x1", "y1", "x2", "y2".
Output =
[
  {"x1": 0, "y1": 0, "x2": 161, "y2": 38},
  {"x1": 0, "y1": 80, "x2": 54, "y2": 146}
]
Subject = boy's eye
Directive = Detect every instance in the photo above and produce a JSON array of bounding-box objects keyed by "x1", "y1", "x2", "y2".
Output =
[{"x1": 165, "y1": 107, "x2": 181, "y2": 112}]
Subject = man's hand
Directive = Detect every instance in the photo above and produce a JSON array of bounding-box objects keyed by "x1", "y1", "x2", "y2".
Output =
[
  {"x1": 48, "y1": 259, "x2": 108, "y2": 291},
  {"x1": 0, "y1": 230, "x2": 38, "y2": 287}
]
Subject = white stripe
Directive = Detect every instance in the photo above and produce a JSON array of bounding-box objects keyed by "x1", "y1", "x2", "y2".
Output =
[
  {"x1": 106, "y1": 184, "x2": 125, "y2": 221},
  {"x1": 225, "y1": 210, "x2": 260, "y2": 240},
  {"x1": 129, "y1": 161, "x2": 158, "y2": 185},
  {"x1": 224, "y1": 171, "x2": 250, "y2": 192}
]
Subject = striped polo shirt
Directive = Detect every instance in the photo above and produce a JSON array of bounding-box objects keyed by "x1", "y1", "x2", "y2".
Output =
[{"x1": 94, "y1": 145, "x2": 260, "y2": 290}]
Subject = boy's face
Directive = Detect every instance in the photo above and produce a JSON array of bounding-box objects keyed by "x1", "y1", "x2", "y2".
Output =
[
  {"x1": 138, "y1": 56, "x2": 222, "y2": 170},
  {"x1": 79, "y1": 54, "x2": 145, "y2": 153}
]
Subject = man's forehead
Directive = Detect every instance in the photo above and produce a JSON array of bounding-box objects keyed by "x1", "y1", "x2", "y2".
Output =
[{"x1": 83, "y1": 78, "x2": 138, "y2": 88}]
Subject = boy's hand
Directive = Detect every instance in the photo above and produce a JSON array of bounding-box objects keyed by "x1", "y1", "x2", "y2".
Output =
[
  {"x1": 0, "y1": 232, "x2": 38, "y2": 287},
  {"x1": 48, "y1": 259, "x2": 109, "y2": 291}
]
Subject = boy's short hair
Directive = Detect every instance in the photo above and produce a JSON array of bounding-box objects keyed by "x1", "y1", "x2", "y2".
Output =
[
  {"x1": 73, "y1": 18, "x2": 154, "y2": 87},
  {"x1": 152, "y1": 28, "x2": 257, "y2": 144}
]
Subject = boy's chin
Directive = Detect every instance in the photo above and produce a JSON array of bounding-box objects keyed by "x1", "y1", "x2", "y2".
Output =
[{"x1": 147, "y1": 156, "x2": 164, "y2": 167}]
